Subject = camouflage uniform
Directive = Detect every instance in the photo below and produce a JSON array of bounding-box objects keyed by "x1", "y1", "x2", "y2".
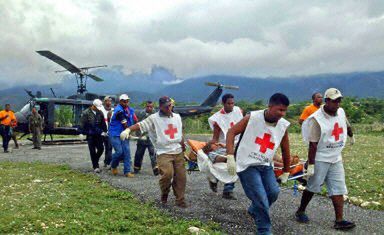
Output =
[{"x1": 29, "y1": 113, "x2": 43, "y2": 149}]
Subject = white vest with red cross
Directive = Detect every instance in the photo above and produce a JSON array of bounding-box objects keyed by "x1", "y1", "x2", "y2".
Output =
[
  {"x1": 308, "y1": 107, "x2": 347, "y2": 163},
  {"x1": 208, "y1": 106, "x2": 243, "y2": 143},
  {"x1": 152, "y1": 112, "x2": 183, "y2": 155},
  {"x1": 236, "y1": 110, "x2": 290, "y2": 172}
]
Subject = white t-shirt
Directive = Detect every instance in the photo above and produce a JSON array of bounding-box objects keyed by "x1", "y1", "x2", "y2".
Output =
[
  {"x1": 139, "y1": 112, "x2": 183, "y2": 155},
  {"x1": 302, "y1": 107, "x2": 347, "y2": 163},
  {"x1": 236, "y1": 110, "x2": 290, "y2": 172},
  {"x1": 208, "y1": 106, "x2": 243, "y2": 143}
]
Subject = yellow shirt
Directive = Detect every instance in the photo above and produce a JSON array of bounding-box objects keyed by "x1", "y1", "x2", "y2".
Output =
[
  {"x1": 299, "y1": 104, "x2": 319, "y2": 121},
  {"x1": 0, "y1": 110, "x2": 16, "y2": 126}
]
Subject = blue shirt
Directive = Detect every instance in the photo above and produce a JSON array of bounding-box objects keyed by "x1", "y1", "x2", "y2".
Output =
[{"x1": 108, "y1": 104, "x2": 135, "y2": 137}]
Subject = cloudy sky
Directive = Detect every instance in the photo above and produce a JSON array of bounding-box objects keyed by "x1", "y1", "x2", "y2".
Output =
[{"x1": 1, "y1": 0, "x2": 384, "y2": 88}]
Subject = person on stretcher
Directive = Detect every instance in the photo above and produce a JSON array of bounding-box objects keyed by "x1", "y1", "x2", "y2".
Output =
[
  {"x1": 200, "y1": 141, "x2": 303, "y2": 179},
  {"x1": 202, "y1": 141, "x2": 299, "y2": 167}
]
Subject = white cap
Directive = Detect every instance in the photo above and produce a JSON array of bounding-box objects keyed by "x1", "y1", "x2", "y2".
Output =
[
  {"x1": 119, "y1": 94, "x2": 130, "y2": 101},
  {"x1": 324, "y1": 88, "x2": 343, "y2": 100},
  {"x1": 93, "y1": 99, "x2": 103, "y2": 110}
]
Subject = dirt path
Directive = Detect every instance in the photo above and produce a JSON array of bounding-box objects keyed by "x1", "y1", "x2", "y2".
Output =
[{"x1": 1, "y1": 139, "x2": 383, "y2": 234}]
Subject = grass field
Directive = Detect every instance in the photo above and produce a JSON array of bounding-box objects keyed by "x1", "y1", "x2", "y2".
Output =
[
  {"x1": 0, "y1": 162, "x2": 220, "y2": 234},
  {"x1": 287, "y1": 133, "x2": 384, "y2": 210}
]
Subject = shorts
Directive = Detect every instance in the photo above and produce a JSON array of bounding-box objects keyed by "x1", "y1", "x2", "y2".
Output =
[{"x1": 306, "y1": 160, "x2": 348, "y2": 196}]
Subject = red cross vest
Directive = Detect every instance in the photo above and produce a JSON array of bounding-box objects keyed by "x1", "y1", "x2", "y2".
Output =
[
  {"x1": 208, "y1": 106, "x2": 243, "y2": 143},
  {"x1": 152, "y1": 112, "x2": 183, "y2": 155},
  {"x1": 236, "y1": 110, "x2": 290, "y2": 172},
  {"x1": 304, "y1": 107, "x2": 347, "y2": 163}
]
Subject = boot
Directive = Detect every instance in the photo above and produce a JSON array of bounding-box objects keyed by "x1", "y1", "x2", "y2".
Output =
[{"x1": 222, "y1": 192, "x2": 237, "y2": 200}]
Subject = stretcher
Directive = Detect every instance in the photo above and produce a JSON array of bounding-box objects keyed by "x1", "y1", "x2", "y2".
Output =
[{"x1": 185, "y1": 139, "x2": 307, "y2": 182}]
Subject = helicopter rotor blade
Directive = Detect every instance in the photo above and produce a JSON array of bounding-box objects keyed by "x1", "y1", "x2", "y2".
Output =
[
  {"x1": 205, "y1": 82, "x2": 221, "y2": 87},
  {"x1": 205, "y1": 82, "x2": 239, "y2": 90},
  {"x1": 36, "y1": 50, "x2": 82, "y2": 74},
  {"x1": 80, "y1": 65, "x2": 107, "y2": 70},
  {"x1": 87, "y1": 74, "x2": 104, "y2": 82},
  {"x1": 222, "y1": 85, "x2": 239, "y2": 90}
]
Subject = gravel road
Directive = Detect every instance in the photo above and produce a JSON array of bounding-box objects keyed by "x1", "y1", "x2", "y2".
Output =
[{"x1": 1, "y1": 137, "x2": 383, "y2": 234}]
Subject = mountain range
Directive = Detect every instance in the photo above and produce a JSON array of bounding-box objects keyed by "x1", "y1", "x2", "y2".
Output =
[{"x1": 1, "y1": 66, "x2": 383, "y2": 110}]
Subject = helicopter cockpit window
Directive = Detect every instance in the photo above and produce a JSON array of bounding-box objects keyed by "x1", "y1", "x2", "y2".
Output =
[
  {"x1": 20, "y1": 103, "x2": 31, "y2": 114},
  {"x1": 54, "y1": 104, "x2": 76, "y2": 128}
]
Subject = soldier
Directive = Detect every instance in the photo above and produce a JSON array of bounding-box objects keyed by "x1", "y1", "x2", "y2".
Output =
[
  {"x1": 133, "y1": 101, "x2": 158, "y2": 175},
  {"x1": 28, "y1": 107, "x2": 44, "y2": 150}
]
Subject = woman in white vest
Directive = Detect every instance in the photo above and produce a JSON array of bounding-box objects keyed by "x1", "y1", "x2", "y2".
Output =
[
  {"x1": 120, "y1": 96, "x2": 188, "y2": 208},
  {"x1": 226, "y1": 93, "x2": 292, "y2": 235},
  {"x1": 207, "y1": 93, "x2": 243, "y2": 200},
  {"x1": 296, "y1": 88, "x2": 356, "y2": 231}
]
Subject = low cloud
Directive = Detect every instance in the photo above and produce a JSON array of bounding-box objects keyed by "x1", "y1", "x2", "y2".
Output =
[{"x1": 1, "y1": 0, "x2": 384, "y2": 89}]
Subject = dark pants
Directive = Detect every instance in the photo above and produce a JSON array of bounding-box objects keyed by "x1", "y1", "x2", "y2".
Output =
[
  {"x1": 87, "y1": 135, "x2": 104, "y2": 169},
  {"x1": 134, "y1": 142, "x2": 157, "y2": 172},
  {"x1": 103, "y1": 136, "x2": 112, "y2": 165},
  {"x1": 0, "y1": 125, "x2": 11, "y2": 152},
  {"x1": 238, "y1": 165, "x2": 280, "y2": 235},
  {"x1": 11, "y1": 129, "x2": 19, "y2": 148}
]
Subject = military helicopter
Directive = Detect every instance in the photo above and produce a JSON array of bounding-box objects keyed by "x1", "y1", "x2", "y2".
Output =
[
  {"x1": 14, "y1": 50, "x2": 110, "y2": 140},
  {"x1": 14, "y1": 51, "x2": 239, "y2": 141}
]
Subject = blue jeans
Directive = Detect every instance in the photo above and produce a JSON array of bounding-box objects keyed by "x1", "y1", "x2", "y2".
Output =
[
  {"x1": 223, "y1": 183, "x2": 235, "y2": 193},
  {"x1": 110, "y1": 136, "x2": 131, "y2": 174},
  {"x1": 238, "y1": 165, "x2": 280, "y2": 235}
]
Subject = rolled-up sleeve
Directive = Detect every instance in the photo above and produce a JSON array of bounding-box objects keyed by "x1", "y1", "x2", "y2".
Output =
[
  {"x1": 308, "y1": 118, "x2": 321, "y2": 143},
  {"x1": 139, "y1": 115, "x2": 155, "y2": 134}
]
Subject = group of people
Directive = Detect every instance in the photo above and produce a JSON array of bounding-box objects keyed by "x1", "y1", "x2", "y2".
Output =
[
  {"x1": 0, "y1": 104, "x2": 44, "y2": 152},
  {"x1": 80, "y1": 87, "x2": 356, "y2": 234}
]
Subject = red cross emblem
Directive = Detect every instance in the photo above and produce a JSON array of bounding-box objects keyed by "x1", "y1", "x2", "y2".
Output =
[
  {"x1": 164, "y1": 124, "x2": 178, "y2": 139},
  {"x1": 230, "y1": 122, "x2": 235, "y2": 128},
  {"x1": 331, "y1": 122, "x2": 343, "y2": 141},
  {"x1": 255, "y1": 133, "x2": 275, "y2": 153}
]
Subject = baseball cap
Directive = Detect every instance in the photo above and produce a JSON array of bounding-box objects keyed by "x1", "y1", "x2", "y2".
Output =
[
  {"x1": 93, "y1": 99, "x2": 103, "y2": 110},
  {"x1": 324, "y1": 88, "x2": 343, "y2": 100},
  {"x1": 159, "y1": 96, "x2": 172, "y2": 106},
  {"x1": 119, "y1": 94, "x2": 130, "y2": 101}
]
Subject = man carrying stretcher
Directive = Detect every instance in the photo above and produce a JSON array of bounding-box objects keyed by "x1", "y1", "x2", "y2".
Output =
[
  {"x1": 225, "y1": 93, "x2": 292, "y2": 235},
  {"x1": 208, "y1": 93, "x2": 243, "y2": 199}
]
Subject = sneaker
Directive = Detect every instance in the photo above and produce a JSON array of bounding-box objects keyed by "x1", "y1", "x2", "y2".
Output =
[
  {"x1": 37, "y1": 147, "x2": 41, "y2": 150},
  {"x1": 133, "y1": 168, "x2": 140, "y2": 174},
  {"x1": 153, "y1": 167, "x2": 159, "y2": 176},
  {"x1": 209, "y1": 181, "x2": 218, "y2": 193},
  {"x1": 94, "y1": 168, "x2": 101, "y2": 173},
  {"x1": 222, "y1": 192, "x2": 237, "y2": 200},
  {"x1": 14, "y1": 146, "x2": 19, "y2": 149},
  {"x1": 295, "y1": 211, "x2": 309, "y2": 223},
  {"x1": 105, "y1": 165, "x2": 111, "y2": 170},
  {"x1": 4, "y1": 150, "x2": 9, "y2": 153},
  {"x1": 161, "y1": 194, "x2": 168, "y2": 204},
  {"x1": 111, "y1": 168, "x2": 118, "y2": 175},
  {"x1": 176, "y1": 200, "x2": 188, "y2": 208},
  {"x1": 334, "y1": 220, "x2": 356, "y2": 230},
  {"x1": 125, "y1": 173, "x2": 135, "y2": 178}
]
